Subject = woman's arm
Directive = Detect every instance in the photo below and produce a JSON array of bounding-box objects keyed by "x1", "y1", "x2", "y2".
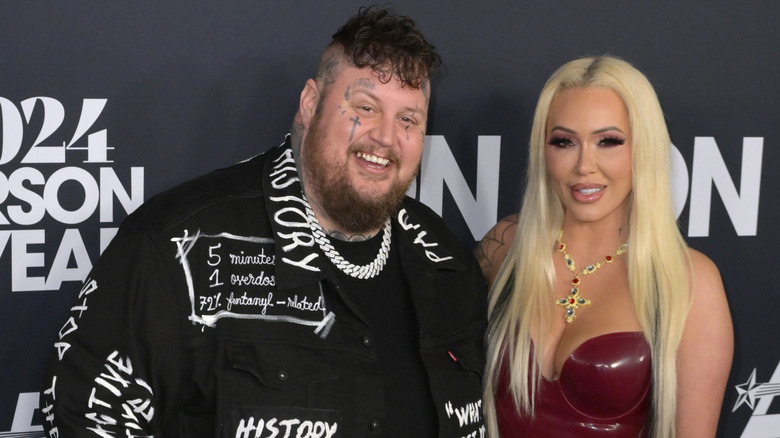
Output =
[
  {"x1": 474, "y1": 214, "x2": 518, "y2": 288},
  {"x1": 676, "y1": 249, "x2": 734, "y2": 437}
]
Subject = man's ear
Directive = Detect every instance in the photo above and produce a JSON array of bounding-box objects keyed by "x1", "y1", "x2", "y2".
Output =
[{"x1": 299, "y1": 79, "x2": 320, "y2": 128}]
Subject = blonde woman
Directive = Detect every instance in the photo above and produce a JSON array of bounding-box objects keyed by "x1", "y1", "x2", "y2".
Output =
[{"x1": 476, "y1": 56, "x2": 732, "y2": 437}]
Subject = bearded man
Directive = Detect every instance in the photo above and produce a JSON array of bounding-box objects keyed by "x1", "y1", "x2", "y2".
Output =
[{"x1": 42, "y1": 6, "x2": 487, "y2": 437}]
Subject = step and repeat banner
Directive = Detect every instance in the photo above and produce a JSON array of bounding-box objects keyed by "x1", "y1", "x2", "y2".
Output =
[{"x1": 1, "y1": 1, "x2": 777, "y2": 436}]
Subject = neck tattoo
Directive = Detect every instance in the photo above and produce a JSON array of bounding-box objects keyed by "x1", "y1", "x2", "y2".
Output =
[
  {"x1": 303, "y1": 196, "x2": 391, "y2": 279},
  {"x1": 555, "y1": 230, "x2": 628, "y2": 323}
]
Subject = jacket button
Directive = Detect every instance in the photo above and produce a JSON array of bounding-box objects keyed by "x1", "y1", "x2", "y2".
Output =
[
  {"x1": 362, "y1": 336, "x2": 372, "y2": 347},
  {"x1": 277, "y1": 370, "x2": 288, "y2": 381},
  {"x1": 370, "y1": 419, "x2": 381, "y2": 431}
]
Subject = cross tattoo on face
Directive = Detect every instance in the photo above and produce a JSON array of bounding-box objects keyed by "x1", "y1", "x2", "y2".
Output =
[{"x1": 349, "y1": 115, "x2": 361, "y2": 142}]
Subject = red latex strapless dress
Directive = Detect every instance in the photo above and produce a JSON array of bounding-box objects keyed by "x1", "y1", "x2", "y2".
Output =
[{"x1": 496, "y1": 332, "x2": 651, "y2": 437}]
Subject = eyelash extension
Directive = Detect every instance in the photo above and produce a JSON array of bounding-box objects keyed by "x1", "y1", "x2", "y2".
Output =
[
  {"x1": 600, "y1": 136, "x2": 625, "y2": 146},
  {"x1": 547, "y1": 136, "x2": 626, "y2": 147},
  {"x1": 548, "y1": 137, "x2": 573, "y2": 147}
]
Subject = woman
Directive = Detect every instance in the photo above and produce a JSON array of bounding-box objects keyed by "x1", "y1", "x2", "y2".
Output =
[{"x1": 476, "y1": 56, "x2": 732, "y2": 437}]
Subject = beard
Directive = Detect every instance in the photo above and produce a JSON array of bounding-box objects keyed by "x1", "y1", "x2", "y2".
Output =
[{"x1": 301, "y1": 112, "x2": 416, "y2": 234}]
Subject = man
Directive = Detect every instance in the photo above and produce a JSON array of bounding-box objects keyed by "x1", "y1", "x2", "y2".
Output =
[{"x1": 42, "y1": 6, "x2": 487, "y2": 437}]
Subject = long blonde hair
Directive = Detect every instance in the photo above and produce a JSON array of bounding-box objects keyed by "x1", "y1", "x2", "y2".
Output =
[{"x1": 484, "y1": 56, "x2": 691, "y2": 437}]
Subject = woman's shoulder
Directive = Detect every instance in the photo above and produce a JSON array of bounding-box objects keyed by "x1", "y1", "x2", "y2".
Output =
[
  {"x1": 686, "y1": 248, "x2": 724, "y2": 296},
  {"x1": 474, "y1": 214, "x2": 519, "y2": 287}
]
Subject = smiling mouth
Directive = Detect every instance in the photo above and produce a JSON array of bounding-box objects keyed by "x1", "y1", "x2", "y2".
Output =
[
  {"x1": 577, "y1": 187, "x2": 604, "y2": 195},
  {"x1": 356, "y1": 151, "x2": 390, "y2": 167}
]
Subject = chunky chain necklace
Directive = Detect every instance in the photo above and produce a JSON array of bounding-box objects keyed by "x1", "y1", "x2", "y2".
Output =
[
  {"x1": 555, "y1": 230, "x2": 628, "y2": 323},
  {"x1": 303, "y1": 198, "x2": 392, "y2": 279}
]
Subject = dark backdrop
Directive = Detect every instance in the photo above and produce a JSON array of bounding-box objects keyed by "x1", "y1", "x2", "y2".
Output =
[{"x1": 1, "y1": 1, "x2": 778, "y2": 436}]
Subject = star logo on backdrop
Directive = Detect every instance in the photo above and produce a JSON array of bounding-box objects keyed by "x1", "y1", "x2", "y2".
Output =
[
  {"x1": 733, "y1": 368, "x2": 780, "y2": 412},
  {"x1": 733, "y1": 362, "x2": 780, "y2": 437},
  {"x1": 734, "y1": 369, "x2": 761, "y2": 411}
]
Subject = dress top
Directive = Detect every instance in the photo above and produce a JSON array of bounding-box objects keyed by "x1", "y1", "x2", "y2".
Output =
[{"x1": 496, "y1": 331, "x2": 651, "y2": 437}]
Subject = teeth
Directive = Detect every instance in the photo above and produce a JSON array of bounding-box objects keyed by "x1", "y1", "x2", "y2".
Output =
[
  {"x1": 578, "y1": 187, "x2": 603, "y2": 195},
  {"x1": 357, "y1": 152, "x2": 390, "y2": 166}
]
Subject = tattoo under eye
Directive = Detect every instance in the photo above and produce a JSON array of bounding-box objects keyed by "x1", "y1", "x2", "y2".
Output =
[{"x1": 349, "y1": 115, "x2": 361, "y2": 142}]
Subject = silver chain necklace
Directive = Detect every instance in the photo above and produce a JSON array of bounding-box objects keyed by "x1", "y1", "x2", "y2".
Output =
[{"x1": 303, "y1": 198, "x2": 391, "y2": 279}]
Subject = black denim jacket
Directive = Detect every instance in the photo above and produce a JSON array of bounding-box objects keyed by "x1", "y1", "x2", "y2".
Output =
[{"x1": 42, "y1": 138, "x2": 487, "y2": 437}]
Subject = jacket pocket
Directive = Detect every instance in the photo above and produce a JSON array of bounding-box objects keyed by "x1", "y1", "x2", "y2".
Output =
[
  {"x1": 423, "y1": 331, "x2": 486, "y2": 437},
  {"x1": 221, "y1": 341, "x2": 340, "y2": 408},
  {"x1": 444, "y1": 335, "x2": 486, "y2": 378}
]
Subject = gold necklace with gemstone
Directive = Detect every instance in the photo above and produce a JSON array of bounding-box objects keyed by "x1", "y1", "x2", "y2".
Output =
[{"x1": 555, "y1": 230, "x2": 628, "y2": 323}]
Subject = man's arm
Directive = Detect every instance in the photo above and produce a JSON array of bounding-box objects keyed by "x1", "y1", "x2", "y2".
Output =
[{"x1": 41, "y1": 234, "x2": 178, "y2": 437}]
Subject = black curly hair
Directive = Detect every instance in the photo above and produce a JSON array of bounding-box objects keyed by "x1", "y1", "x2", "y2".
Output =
[{"x1": 315, "y1": 5, "x2": 441, "y2": 89}]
